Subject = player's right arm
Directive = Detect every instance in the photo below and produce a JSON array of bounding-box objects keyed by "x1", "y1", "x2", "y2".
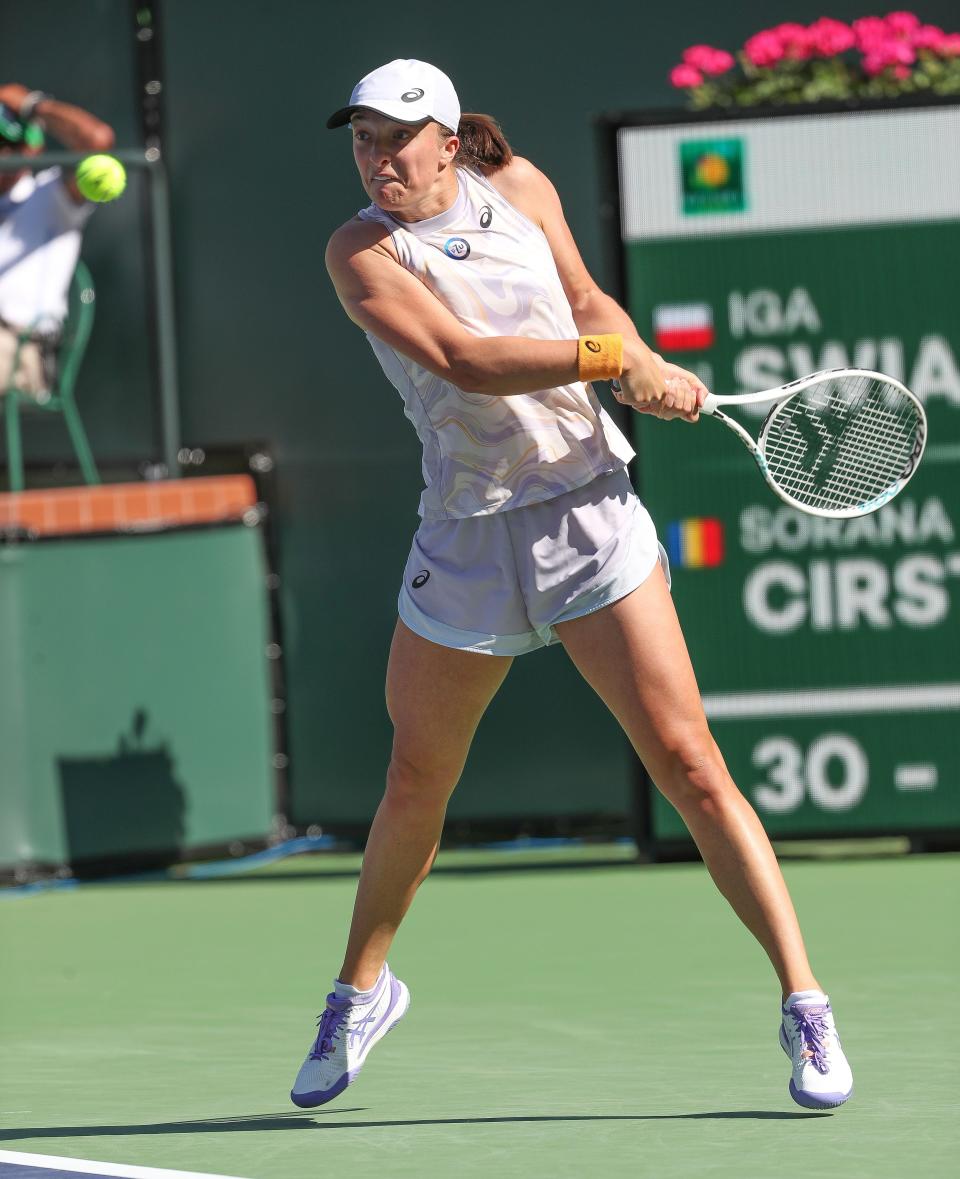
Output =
[{"x1": 325, "y1": 218, "x2": 663, "y2": 401}]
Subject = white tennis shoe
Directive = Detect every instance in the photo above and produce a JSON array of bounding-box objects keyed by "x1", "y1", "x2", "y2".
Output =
[
  {"x1": 290, "y1": 964, "x2": 410, "y2": 1108},
  {"x1": 780, "y1": 992, "x2": 853, "y2": 1109}
]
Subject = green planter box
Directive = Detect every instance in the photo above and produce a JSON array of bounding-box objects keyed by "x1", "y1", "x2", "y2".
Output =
[{"x1": 0, "y1": 524, "x2": 276, "y2": 876}]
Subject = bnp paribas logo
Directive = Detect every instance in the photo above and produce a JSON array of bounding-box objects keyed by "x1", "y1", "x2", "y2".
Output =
[{"x1": 679, "y1": 138, "x2": 746, "y2": 215}]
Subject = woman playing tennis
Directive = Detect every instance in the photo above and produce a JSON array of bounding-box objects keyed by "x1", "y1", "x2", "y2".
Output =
[{"x1": 291, "y1": 58, "x2": 853, "y2": 1112}]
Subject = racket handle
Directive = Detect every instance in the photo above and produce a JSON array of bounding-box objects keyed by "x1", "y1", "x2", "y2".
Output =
[{"x1": 700, "y1": 392, "x2": 718, "y2": 415}]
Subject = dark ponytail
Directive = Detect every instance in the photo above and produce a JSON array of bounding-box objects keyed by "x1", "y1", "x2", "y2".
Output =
[{"x1": 438, "y1": 112, "x2": 514, "y2": 173}]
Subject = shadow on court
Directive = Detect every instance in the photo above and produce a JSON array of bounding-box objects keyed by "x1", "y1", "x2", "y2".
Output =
[{"x1": 0, "y1": 1109, "x2": 831, "y2": 1141}]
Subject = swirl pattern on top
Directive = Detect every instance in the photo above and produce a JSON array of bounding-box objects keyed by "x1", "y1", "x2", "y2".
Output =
[{"x1": 359, "y1": 167, "x2": 634, "y2": 519}]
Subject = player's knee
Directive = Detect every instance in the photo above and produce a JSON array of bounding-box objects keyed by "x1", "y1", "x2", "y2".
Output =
[
  {"x1": 384, "y1": 747, "x2": 461, "y2": 808},
  {"x1": 655, "y1": 730, "x2": 735, "y2": 813}
]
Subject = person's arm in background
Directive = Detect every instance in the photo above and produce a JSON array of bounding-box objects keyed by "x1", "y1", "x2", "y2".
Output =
[{"x1": 0, "y1": 83, "x2": 115, "y2": 205}]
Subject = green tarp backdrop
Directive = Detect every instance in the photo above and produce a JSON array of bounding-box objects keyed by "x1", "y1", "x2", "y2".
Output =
[{"x1": 0, "y1": 525, "x2": 275, "y2": 873}]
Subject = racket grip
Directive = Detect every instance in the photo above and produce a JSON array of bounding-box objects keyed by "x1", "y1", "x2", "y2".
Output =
[{"x1": 700, "y1": 392, "x2": 718, "y2": 415}]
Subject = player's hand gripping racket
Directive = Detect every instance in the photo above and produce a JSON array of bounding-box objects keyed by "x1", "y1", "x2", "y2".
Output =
[{"x1": 697, "y1": 368, "x2": 926, "y2": 518}]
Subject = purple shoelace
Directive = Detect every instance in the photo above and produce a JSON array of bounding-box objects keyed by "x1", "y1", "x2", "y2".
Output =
[
  {"x1": 790, "y1": 1004, "x2": 832, "y2": 1074},
  {"x1": 309, "y1": 998, "x2": 349, "y2": 1061}
]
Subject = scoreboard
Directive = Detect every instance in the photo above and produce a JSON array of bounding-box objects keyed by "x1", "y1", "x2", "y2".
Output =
[{"x1": 604, "y1": 98, "x2": 960, "y2": 847}]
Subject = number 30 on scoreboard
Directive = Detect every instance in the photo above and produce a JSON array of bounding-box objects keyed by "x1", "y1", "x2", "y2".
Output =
[{"x1": 751, "y1": 733, "x2": 868, "y2": 814}]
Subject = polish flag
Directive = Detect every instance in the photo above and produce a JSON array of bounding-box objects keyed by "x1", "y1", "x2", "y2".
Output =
[{"x1": 653, "y1": 303, "x2": 715, "y2": 352}]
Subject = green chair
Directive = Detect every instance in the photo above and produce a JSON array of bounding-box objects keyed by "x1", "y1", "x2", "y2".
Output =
[{"x1": 2, "y1": 259, "x2": 100, "y2": 492}]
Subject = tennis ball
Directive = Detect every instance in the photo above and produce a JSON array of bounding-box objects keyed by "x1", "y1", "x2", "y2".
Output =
[{"x1": 75, "y1": 154, "x2": 127, "y2": 203}]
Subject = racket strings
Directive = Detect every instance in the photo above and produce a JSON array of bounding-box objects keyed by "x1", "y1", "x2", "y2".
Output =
[
  {"x1": 767, "y1": 400, "x2": 914, "y2": 508},
  {"x1": 760, "y1": 375, "x2": 924, "y2": 512}
]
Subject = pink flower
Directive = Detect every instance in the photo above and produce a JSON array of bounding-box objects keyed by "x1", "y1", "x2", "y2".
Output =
[
  {"x1": 682, "y1": 44, "x2": 735, "y2": 75},
  {"x1": 744, "y1": 29, "x2": 785, "y2": 67},
  {"x1": 670, "y1": 63, "x2": 704, "y2": 88},
  {"x1": 941, "y1": 33, "x2": 960, "y2": 56},
  {"x1": 853, "y1": 16, "x2": 890, "y2": 51},
  {"x1": 891, "y1": 63, "x2": 911, "y2": 78},
  {"x1": 807, "y1": 17, "x2": 856, "y2": 56},
  {"x1": 704, "y1": 48, "x2": 735, "y2": 75},
  {"x1": 885, "y1": 39, "x2": 916, "y2": 63},
  {"x1": 682, "y1": 44, "x2": 715, "y2": 67},
  {"x1": 885, "y1": 11, "x2": 921, "y2": 36},
  {"x1": 862, "y1": 37, "x2": 917, "y2": 74},
  {"x1": 773, "y1": 22, "x2": 812, "y2": 59},
  {"x1": 912, "y1": 24, "x2": 946, "y2": 50}
]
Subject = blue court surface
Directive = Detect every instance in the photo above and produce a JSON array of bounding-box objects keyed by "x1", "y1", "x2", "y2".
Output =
[{"x1": 0, "y1": 1153, "x2": 248, "y2": 1179}]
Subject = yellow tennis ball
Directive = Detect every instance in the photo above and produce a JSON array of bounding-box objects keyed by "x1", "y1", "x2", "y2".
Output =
[{"x1": 75, "y1": 154, "x2": 127, "y2": 203}]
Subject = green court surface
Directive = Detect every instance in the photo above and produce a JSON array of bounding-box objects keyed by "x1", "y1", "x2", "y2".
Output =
[{"x1": 2, "y1": 851, "x2": 958, "y2": 1179}]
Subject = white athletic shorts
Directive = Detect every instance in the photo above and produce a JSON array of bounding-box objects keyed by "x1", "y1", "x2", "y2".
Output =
[{"x1": 398, "y1": 468, "x2": 671, "y2": 656}]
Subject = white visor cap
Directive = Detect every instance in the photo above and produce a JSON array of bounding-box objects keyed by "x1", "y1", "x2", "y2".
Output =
[{"x1": 327, "y1": 59, "x2": 461, "y2": 132}]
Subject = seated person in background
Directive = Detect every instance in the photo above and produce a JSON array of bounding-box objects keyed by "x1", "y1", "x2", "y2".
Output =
[{"x1": 0, "y1": 83, "x2": 115, "y2": 402}]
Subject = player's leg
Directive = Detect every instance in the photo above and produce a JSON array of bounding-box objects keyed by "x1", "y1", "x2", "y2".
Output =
[
  {"x1": 339, "y1": 618, "x2": 513, "y2": 988},
  {"x1": 554, "y1": 564, "x2": 817, "y2": 998},
  {"x1": 291, "y1": 619, "x2": 512, "y2": 1108},
  {"x1": 555, "y1": 566, "x2": 853, "y2": 1108}
]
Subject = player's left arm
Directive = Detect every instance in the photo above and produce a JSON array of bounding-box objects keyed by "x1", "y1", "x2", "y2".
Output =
[
  {"x1": 0, "y1": 84, "x2": 115, "y2": 205},
  {"x1": 490, "y1": 157, "x2": 707, "y2": 410}
]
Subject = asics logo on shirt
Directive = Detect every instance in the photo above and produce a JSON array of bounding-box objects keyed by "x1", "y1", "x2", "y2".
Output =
[
  {"x1": 443, "y1": 237, "x2": 470, "y2": 260},
  {"x1": 479, "y1": 205, "x2": 493, "y2": 228}
]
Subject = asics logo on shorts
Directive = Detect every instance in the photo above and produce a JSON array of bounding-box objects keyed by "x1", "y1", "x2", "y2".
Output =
[{"x1": 412, "y1": 570, "x2": 430, "y2": 588}]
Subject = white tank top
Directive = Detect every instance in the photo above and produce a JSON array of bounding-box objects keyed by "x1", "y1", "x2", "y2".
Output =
[{"x1": 358, "y1": 167, "x2": 634, "y2": 519}]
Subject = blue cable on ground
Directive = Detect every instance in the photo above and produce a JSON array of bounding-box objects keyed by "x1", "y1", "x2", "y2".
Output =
[{"x1": 0, "y1": 834, "x2": 338, "y2": 899}]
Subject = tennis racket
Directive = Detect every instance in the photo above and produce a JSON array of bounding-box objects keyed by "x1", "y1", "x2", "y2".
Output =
[{"x1": 697, "y1": 368, "x2": 926, "y2": 518}]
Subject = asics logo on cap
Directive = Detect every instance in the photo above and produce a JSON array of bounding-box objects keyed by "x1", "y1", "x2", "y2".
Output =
[{"x1": 401, "y1": 88, "x2": 425, "y2": 102}]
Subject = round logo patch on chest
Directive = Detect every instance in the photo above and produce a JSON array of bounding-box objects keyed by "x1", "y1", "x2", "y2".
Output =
[{"x1": 443, "y1": 237, "x2": 471, "y2": 260}]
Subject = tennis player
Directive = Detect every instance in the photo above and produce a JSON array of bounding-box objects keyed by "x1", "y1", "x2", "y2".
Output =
[{"x1": 291, "y1": 59, "x2": 853, "y2": 1112}]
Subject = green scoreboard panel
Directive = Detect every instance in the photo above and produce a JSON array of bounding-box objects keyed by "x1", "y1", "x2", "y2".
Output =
[{"x1": 606, "y1": 99, "x2": 960, "y2": 847}]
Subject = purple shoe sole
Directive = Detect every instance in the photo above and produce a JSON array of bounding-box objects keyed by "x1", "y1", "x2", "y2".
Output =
[
  {"x1": 290, "y1": 1069, "x2": 355, "y2": 1109},
  {"x1": 788, "y1": 1077, "x2": 854, "y2": 1110}
]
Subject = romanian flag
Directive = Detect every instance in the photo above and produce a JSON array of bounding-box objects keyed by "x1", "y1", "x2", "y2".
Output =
[
  {"x1": 653, "y1": 303, "x2": 715, "y2": 352},
  {"x1": 665, "y1": 518, "x2": 725, "y2": 569}
]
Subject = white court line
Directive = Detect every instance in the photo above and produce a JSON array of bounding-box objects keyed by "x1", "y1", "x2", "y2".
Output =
[
  {"x1": 0, "y1": 1150, "x2": 250, "y2": 1179},
  {"x1": 701, "y1": 682, "x2": 960, "y2": 720}
]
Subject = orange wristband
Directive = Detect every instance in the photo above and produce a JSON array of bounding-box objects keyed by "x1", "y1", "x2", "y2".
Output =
[{"x1": 577, "y1": 334, "x2": 623, "y2": 382}]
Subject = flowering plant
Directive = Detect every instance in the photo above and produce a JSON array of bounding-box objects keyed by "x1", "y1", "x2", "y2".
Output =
[{"x1": 670, "y1": 12, "x2": 960, "y2": 108}]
